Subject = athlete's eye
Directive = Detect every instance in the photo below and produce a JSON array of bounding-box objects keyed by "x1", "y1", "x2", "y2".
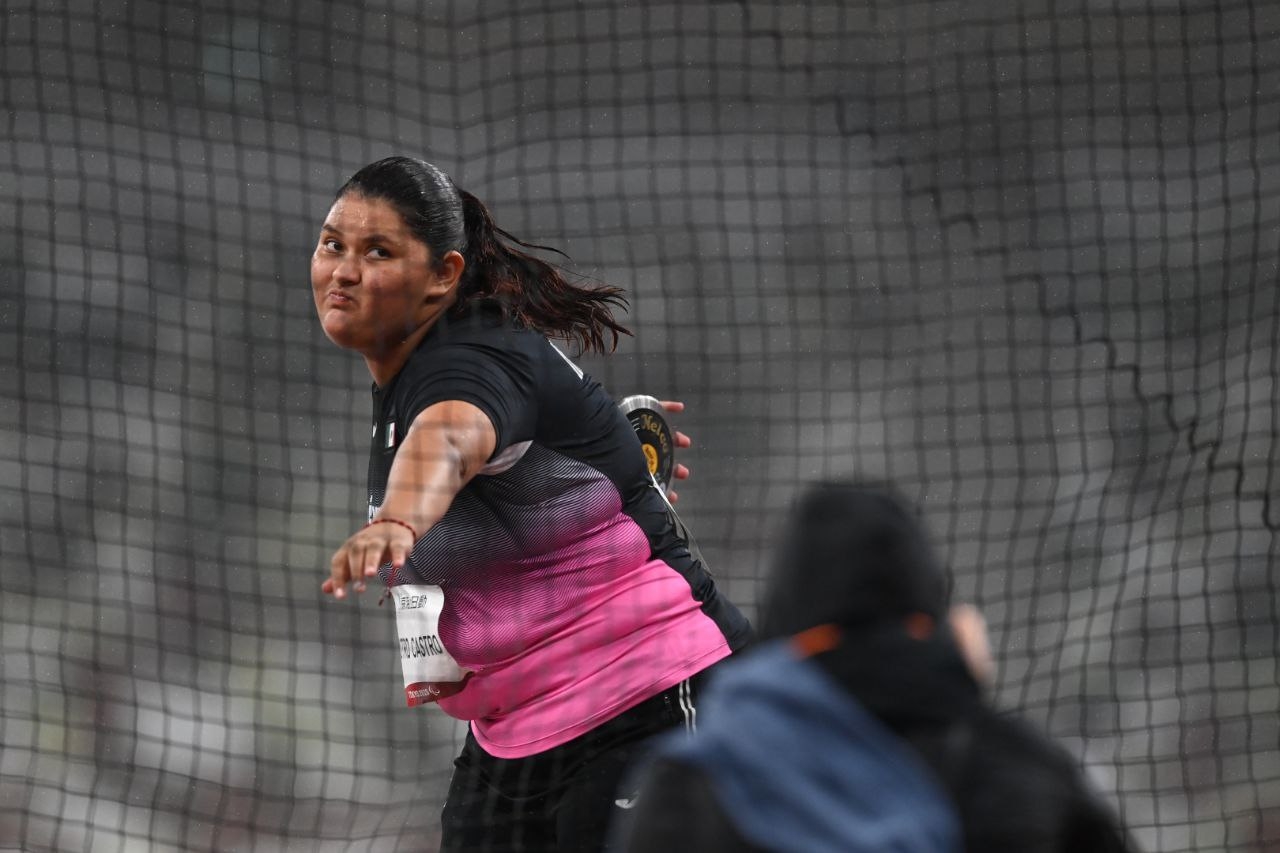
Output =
[
  {"x1": 321, "y1": 238, "x2": 341, "y2": 252},
  {"x1": 368, "y1": 246, "x2": 392, "y2": 259}
]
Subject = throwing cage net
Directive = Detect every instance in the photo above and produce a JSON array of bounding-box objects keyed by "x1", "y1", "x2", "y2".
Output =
[{"x1": 2, "y1": 1, "x2": 1277, "y2": 851}]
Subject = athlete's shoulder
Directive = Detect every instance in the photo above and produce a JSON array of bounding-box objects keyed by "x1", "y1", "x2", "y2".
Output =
[
  {"x1": 419, "y1": 301, "x2": 520, "y2": 347},
  {"x1": 396, "y1": 306, "x2": 541, "y2": 379}
]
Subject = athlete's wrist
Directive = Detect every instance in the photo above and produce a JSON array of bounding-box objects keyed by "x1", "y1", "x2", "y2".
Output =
[{"x1": 365, "y1": 516, "x2": 419, "y2": 541}]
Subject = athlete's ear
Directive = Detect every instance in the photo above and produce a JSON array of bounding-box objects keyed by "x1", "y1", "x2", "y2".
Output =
[{"x1": 427, "y1": 250, "x2": 465, "y2": 298}]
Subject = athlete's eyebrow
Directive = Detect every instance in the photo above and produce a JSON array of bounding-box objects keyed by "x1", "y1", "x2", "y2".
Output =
[{"x1": 319, "y1": 223, "x2": 400, "y2": 244}]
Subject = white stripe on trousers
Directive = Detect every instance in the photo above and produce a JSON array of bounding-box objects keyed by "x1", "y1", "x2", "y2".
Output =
[{"x1": 677, "y1": 678, "x2": 697, "y2": 732}]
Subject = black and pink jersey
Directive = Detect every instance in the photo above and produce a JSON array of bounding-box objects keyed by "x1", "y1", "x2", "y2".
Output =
[{"x1": 368, "y1": 303, "x2": 751, "y2": 758}]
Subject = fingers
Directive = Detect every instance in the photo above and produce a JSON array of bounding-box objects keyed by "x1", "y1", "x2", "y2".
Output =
[
  {"x1": 656, "y1": 401, "x2": 691, "y2": 449},
  {"x1": 360, "y1": 537, "x2": 384, "y2": 579},
  {"x1": 660, "y1": 403, "x2": 691, "y2": 505},
  {"x1": 665, "y1": 402, "x2": 696, "y2": 502},
  {"x1": 327, "y1": 546, "x2": 360, "y2": 600},
  {"x1": 667, "y1": 464, "x2": 690, "y2": 503},
  {"x1": 323, "y1": 524, "x2": 415, "y2": 600},
  {"x1": 386, "y1": 538, "x2": 411, "y2": 572}
]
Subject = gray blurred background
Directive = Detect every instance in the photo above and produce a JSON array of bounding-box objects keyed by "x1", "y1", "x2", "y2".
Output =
[{"x1": 2, "y1": 0, "x2": 1278, "y2": 850}]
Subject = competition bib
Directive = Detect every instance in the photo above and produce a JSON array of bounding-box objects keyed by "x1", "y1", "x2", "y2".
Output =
[{"x1": 391, "y1": 584, "x2": 470, "y2": 706}]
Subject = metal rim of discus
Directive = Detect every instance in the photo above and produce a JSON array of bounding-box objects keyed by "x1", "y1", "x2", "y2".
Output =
[{"x1": 618, "y1": 395, "x2": 676, "y2": 492}]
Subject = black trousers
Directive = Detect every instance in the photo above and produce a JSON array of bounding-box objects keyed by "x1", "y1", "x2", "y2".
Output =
[{"x1": 439, "y1": 677, "x2": 704, "y2": 853}]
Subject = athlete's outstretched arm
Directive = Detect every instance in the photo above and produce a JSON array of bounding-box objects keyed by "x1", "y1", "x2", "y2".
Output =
[{"x1": 323, "y1": 400, "x2": 497, "y2": 599}]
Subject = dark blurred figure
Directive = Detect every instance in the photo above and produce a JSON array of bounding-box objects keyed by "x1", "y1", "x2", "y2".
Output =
[{"x1": 612, "y1": 480, "x2": 1136, "y2": 853}]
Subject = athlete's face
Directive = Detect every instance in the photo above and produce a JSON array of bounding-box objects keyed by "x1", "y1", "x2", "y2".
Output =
[{"x1": 311, "y1": 193, "x2": 461, "y2": 357}]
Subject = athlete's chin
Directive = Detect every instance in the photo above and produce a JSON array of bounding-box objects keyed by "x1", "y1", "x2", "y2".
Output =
[{"x1": 319, "y1": 314, "x2": 369, "y2": 351}]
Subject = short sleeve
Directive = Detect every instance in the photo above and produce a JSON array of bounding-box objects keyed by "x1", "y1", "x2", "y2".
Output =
[{"x1": 398, "y1": 339, "x2": 538, "y2": 455}]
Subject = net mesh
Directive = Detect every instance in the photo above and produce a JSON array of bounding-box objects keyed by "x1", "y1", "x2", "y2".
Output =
[{"x1": 3, "y1": 1, "x2": 1278, "y2": 851}]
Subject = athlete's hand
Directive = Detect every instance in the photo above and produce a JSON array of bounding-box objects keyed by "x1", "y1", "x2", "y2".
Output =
[
  {"x1": 323, "y1": 519, "x2": 416, "y2": 600},
  {"x1": 659, "y1": 400, "x2": 692, "y2": 503}
]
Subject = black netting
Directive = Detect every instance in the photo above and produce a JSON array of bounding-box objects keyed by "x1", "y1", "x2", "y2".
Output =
[{"x1": 3, "y1": 2, "x2": 1278, "y2": 851}]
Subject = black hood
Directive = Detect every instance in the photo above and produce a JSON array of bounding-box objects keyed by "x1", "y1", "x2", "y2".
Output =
[{"x1": 758, "y1": 480, "x2": 950, "y2": 640}]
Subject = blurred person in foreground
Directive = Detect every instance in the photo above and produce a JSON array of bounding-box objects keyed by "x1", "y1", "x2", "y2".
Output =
[{"x1": 612, "y1": 480, "x2": 1136, "y2": 853}]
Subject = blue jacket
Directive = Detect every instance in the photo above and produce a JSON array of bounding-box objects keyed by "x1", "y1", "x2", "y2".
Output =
[{"x1": 626, "y1": 640, "x2": 960, "y2": 853}]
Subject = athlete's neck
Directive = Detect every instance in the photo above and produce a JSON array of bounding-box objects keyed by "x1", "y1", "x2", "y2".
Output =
[{"x1": 364, "y1": 313, "x2": 444, "y2": 387}]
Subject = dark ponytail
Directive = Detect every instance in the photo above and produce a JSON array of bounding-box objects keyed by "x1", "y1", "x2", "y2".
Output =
[
  {"x1": 338, "y1": 156, "x2": 631, "y2": 354},
  {"x1": 454, "y1": 189, "x2": 630, "y2": 354}
]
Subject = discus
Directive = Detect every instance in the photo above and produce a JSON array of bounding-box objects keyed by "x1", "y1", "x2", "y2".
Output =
[{"x1": 618, "y1": 395, "x2": 675, "y2": 492}]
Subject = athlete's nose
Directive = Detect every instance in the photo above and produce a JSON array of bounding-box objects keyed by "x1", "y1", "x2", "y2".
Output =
[{"x1": 332, "y1": 252, "x2": 360, "y2": 285}]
